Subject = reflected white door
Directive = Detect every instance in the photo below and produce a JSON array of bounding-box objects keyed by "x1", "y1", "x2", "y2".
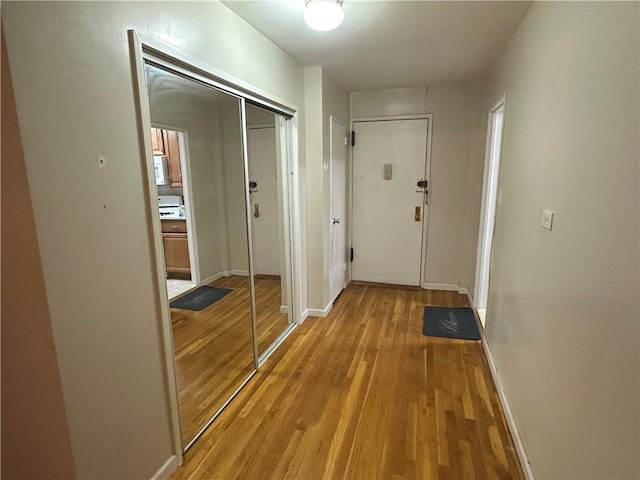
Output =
[
  {"x1": 248, "y1": 127, "x2": 280, "y2": 276},
  {"x1": 330, "y1": 118, "x2": 348, "y2": 302},
  {"x1": 352, "y1": 119, "x2": 428, "y2": 286}
]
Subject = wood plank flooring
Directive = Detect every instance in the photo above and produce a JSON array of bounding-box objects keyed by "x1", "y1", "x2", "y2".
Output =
[
  {"x1": 171, "y1": 275, "x2": 290, "y2": 444},
  {"x1": 171, "y1": 284, "x2": 524, "y2": 479}
]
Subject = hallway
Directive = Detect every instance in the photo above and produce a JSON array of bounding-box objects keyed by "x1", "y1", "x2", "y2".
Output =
[{"x1": 172, "y1": 285, "x2": 523, "y2": 479}]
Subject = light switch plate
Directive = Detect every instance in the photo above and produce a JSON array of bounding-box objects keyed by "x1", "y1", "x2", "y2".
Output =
[{"x1": 542, "y1": 209, "x2": 554, "y2": 231}]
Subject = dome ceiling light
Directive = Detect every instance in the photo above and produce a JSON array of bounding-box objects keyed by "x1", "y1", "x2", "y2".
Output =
[{"x1": 303, "y1": 0, "x2": 345, "y2": 31}]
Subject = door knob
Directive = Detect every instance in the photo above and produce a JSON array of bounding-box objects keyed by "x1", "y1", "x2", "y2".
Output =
[{"x1": 332, "y1": 218, "x2": 340, "y2": 225}]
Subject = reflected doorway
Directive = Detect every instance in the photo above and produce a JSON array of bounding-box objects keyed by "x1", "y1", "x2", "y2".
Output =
[
  {"x1": 145, "y1": 63, "x2": 256, "y2": 449},
  {"x1": 246, "y1": 104, "x2": 294, "y2": 359}
]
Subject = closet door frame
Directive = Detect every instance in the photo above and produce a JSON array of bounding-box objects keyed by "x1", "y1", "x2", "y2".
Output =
[{"x1": 129, "y1": 29, "x2": 303, "y2": 463}]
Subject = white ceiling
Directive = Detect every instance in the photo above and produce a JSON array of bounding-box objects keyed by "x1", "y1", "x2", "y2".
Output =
[{"x1": 222, "y1": 1, "x2": 531, "y2": 91}]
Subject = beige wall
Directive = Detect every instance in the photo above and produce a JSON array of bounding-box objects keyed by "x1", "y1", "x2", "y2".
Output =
[
  {"x1": 305, "y1": 66, "x2": 349, "y2": 312},
  {"x1": 459, "y1": 82, "x2": 489, "y2": 295},
  {"x1": 475, "y1": 2, "x2": 639, "y2": 477},
  {"x1": 350, "y1": 87, "x2": 427, "y2": 118},
  {"x1": 1, "y1": 1, "x2": 305, "y2": 477},
  {"x1": 304, "y1": 67, "x2": 325, "y2": 310},
  {"x1": 424, "y1": 84, "x2": 474, "y2": 286},
  {"x1": 220, "y1": 101, "x2": 251, "y2": 272},
  {"x1": 1, "y1": 28, "x2": 76, "y2": 480}
]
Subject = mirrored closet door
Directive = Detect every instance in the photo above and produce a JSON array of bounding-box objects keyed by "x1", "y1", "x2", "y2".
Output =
[
  {"x1": 145, "y1": 63, "x2": 257, "y2": 449},
  {"x1": 245, "y1": 104, "x2": 295, "y2": 358},
  {"x1": 141, "y1": 57, "x2": 297, "y2": 451}
]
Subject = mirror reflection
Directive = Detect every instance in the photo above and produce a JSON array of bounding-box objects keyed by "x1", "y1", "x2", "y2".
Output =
[
  {"x1": 145, "y1": 64, "x2": 256, "y2": 448},
  {"x1": 246, "y1": 105, "x2": 293, "y2": 357}
]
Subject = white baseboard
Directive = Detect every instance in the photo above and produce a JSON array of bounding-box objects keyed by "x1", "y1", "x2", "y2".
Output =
[
  {"x1": 200, "y1": 271, "x2": 226, "y2": 285},
  {"x1": 280, "y1": 305, "x2": 289, "y2": 314},
  {"x1": 306, "y1": 301, "x2": 333, "y2": 318},
  {"x1": 229, "y1": 269, "x2": 249, "y2": 277},
  {"x1": 422, "y1": 283, "x2": 476, "y2": 308},
  {"x1": 150, "y1": 455, "x2": 179, "y2": 480},
  {"x1": 479, "y1": 329, "x2": 535, "y2": 479},
  {"x1": 422, "y1": 282, "x2": 459, "y2": 291},
  {"x1": 459, "y1": 287, "x2": 476, "y2": 309},
  {"x1": 201, "y1": 270, "x2": 249, "y2": 285},
  {"x1": 300, "y1": 308, "x2": 310, "y2": 324}
]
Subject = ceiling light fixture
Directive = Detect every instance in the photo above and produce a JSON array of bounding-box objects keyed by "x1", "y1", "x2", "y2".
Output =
[{"x1": 304, "y1": 0, "x2": 344, "y2": 31}]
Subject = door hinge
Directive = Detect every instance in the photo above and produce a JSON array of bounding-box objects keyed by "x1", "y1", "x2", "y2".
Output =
[
  {"x1": 350, "y1": 247, "x2": 354, "y2": 262},
  {"x1": 351, "y1": 130, "x2": 355, "y2": 147}
]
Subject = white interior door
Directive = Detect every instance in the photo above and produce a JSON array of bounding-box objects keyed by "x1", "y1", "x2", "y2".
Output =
[
  {"x1": 330, "y1": 118, "x2": 347, "y2": 302},
  {"x1": 352, "y1": 119, "x2": 428, "y2": 286},
  {"x1": 248, "y1": 127, "x2": 280, "y2": 276}
]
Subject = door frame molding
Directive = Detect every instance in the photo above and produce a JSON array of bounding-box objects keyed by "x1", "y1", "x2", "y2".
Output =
[
  {"x1": 329, "y1": 115, "x2": 348, "y2": 302},
  {"x1": 150, "y1": 123, "x2": 201, "y2": 288},
  {"x1": 474, "y1": 94, "x2": 507, "y2": 318},
  {"x1": 128, "y1": 29, "x2": 304, "y2": 462},
  {"x1": 348, "y1": 114, "x2": 433, "y2": 288}
]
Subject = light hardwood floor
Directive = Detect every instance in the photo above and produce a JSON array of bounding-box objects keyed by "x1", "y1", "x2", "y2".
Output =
[
  {"x1": 171, "y1": 275, "x2": 290, "y2": 444},
  {"x1": 171, "y1": 284, "x2": 524, "y2": 479}
]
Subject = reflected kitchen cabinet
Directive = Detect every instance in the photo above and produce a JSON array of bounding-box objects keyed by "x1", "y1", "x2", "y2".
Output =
[
  {"x1": 151, "y1": 127, "x2": 165, "y2": 155},
  {"x1": 161, "y1": 219, "x2": 190, "y2": 279},
  {"x1": 164, "y1": 130, "x2": 183, "y2": 187},
  {"x1": 151, "y1": 127, "x2": 183, "y2": 188}
]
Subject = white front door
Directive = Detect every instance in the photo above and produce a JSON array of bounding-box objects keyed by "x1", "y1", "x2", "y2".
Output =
[
  {"x1": 351, "y1": 119, "x2": 428, "y2": 286},
  {"x1": 247, "y1": 127, "x2": 280, "y2": 276},
  {"x1": 330, "y1": 117, "x2": 348, "y2": 302}
]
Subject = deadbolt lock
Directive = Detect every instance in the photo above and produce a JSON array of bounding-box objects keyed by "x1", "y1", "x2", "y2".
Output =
[{"x1": 417, "y1": 179, "x2": 428, "y2": 188}]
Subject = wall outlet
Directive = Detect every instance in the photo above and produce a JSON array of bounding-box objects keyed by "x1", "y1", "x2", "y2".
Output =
[{"x1": 541, "y1": 209, "x2": 554, "y2": 231}]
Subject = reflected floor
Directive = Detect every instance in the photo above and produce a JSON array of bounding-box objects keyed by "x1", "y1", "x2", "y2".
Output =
[
  {"x1": 254, "y1": 275, "x2": 290, "y2": 357},
  {"x1": 167, "y1": 279, "x2": 196, "y2": 301},
  {"x1": 171, "y1": 275, "x2": 290, "y2": 445}
]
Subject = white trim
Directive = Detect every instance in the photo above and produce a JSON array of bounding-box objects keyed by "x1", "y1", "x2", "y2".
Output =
[
  {"x1": 300, "y1": 308, "x2": 310, "y2": 324},
  {"x1": 329, "y1": 115, "x2": 348, "y2": 304},
  {"x1": 247, "y1": 123, "x2": 276, "y2": 130},
  {"x1": 288, "y1": 117, "x2": 306, "y2": 325},
  {"x1": 150, "y1": 455, "x2": 179, "y2": 480},
  {"x1": 479, "y1": 329, "x2": 535, "y2": 479},
  {"x1": 229, "y1": 269, "x2": 250, "y2": 277},
  {"x1": 200, "y1": 271, "x2": 227, "y2": 285},
  {"x1": 306, "y1": 301, "x2": 333, "y2": 318},
  {"x1": 150, "y1": 124, "x2": 200, "y2": 286},
  {"x1": 461, "y1": 288, "x2": 476, "y2": 312},
  {"x1": 457, "y1": 286, "x2": 470, "y2": 297},
  {"x1": 238, "y1": 98, "x2": 260, "y2": 371},
  {"x1": 128, "y1": 30, "x2": 184, "y2": 462},
  {"x1": 474, "y1": 93, "x2": 507, "y2": 310},
  {"x1": 350, "y1": 113, "x2": 432, "y2": 122},
  {"x1": 420, "y1": 115, "x2": 434, "y2": 288},
  {"x1": 280, "y1": 305, "x2": 289, "y2": 314},
  {"x1": 177, "y1": 130, "x2": 199, "y2": 285},
  {"x1": 422, "y1": 282, "x2": 459, "y2": 291},
  {"x1": 200, "y1": 269, "x2": 250, "y2": 285},
  {"x1": 349, "y1": 114, "x2": 433, "y2": 287}
]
